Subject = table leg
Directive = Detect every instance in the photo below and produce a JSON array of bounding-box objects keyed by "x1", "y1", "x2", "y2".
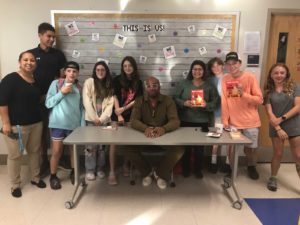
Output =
[{"x1": 65, "y1": 144, "x2": 87, "y2": 209}]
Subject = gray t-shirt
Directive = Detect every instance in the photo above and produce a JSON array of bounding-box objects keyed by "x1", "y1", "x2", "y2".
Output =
[{"x1": 265, "y1": 85, "x2": 300, "y2": 137}]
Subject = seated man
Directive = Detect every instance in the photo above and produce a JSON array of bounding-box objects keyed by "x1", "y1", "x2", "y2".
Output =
[{"x1": 125, "y1": 76, "x2": 184, "y2": 189}]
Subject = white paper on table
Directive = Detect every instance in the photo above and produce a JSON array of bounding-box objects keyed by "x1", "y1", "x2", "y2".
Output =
[
  {"x1": 163, "y1": 46, "x2": 176, "y2": 59},
  {"x1": 92, "y1": 33, "x2": 100, "y2": 41},
  {"x1": 139, "y1": 55, "x2": 147, "y2": 64},
  {"x1": 64, "y1": 21, "x2": 80, "y2": 36},
  {"x1": 244, "y1": 31, "x2": 261, "y2": 53},
  {"x1": 148, "y1": 34, "x2": 157, "y2": 43},
  {"x1": 113, "y1": 34, "x2": 127, "y2": 48},
  {"x1": 199, "y1": 46, "x2": 207, "y2": 55},
  {"x1": 212, "y1": 24, "x2": 227, "y2": 40},
  {"x1": 72, "y1": 50, "x2": 80, "y2": 58},
  {"x1": 97, "y1": 58, "x2": 109, "y2": 65}
]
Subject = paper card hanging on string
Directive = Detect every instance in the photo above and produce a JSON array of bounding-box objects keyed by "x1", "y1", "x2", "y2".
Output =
[
  {"x1": 113, "y1": 34, "x2": 127, "y2": 48},
  {"x1": 212, "y1": 25, "x2": 227, "y2": 40},
  {"x1": 65, "y1": 21, "x2": 80, "y2": 36},
  {"x1": 97, "y1": 58, "x2": 109, "y2": 65},
  {"x1": 139, "y1": 56, "x2": 147, "y2": 64},
  {"x1": 92, "y1": 33, "x2": 100, "y2": 41},
  {"x1": 199, "y1": 47, "x2": 207, "y2": 55},
  {"x1": 148, "y1": 34, "x2": 156, "y2": 43},
  {"x1": 163, "y1": 46, "x2": 176, "y2": 59},
  {"x1": 187, "y1": 25, "x2": 196, "y2": 33},
  {"x1": 72, "y1": 50, "x2": 80, "y2": 58}
]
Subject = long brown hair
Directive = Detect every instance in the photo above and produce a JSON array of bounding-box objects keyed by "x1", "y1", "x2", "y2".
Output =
[
  {"x1": 264, "y1": 63, "x2": 295, "y2": 97},
  {"x1": 120, "y1": 56, "x2": 140, "y2": 91},
  {"x1": 92, "y1": 61, "x2": 113, "y2": 99}
]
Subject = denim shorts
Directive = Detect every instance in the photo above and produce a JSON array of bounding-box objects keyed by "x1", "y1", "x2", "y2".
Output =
[{"x1": 51, "y1": 128, "x2": 73, "y2": 141}]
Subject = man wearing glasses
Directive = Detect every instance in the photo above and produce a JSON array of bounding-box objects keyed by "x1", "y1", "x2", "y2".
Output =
[{"x1": 124, "y1": 76, "x2": 184, "y2": 189}]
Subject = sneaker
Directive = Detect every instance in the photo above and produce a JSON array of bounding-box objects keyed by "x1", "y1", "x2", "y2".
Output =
[
  {"x1": 11, "y1": 187, "x2": 22, "y2": 198},
  {"x1": 97, "y1": 171, "x2": 105, "y2": 179},
  {"x1": 50, "y1": 176, "x2": 62, "y2": 190},
  {"x1": 85, "y1": 172, "x2": 96, "y2": 181},
  {"x1": 267, "y1": 177, "x2": 277, "y2": 192},
  {"x1": 142, "y1": 173, "x2": 153, "y2": 187},
  {"x1": 153, "y1": 172, "x2": 167, "y2": 190},
  {"x1": 108, "y1": 173, "x2": 118, "y2": 186},
  {"x1": 31, "y1": 180, "x2": 46, "y2": 188},
  {"x1": 70, "y1": 169, "x2": 75, "y2": 185},
  {"x1": 247, "y1": 166, "x2": 259, "y2": 180},
  {"x1": 209, "y1": 163, "x2": 218, "y2": 174}
]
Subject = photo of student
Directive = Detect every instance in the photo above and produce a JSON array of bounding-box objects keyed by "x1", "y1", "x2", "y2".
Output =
[
  {"x1": 264, "y1": 63, "x2": 300, "y2": 191},
  {"x1": 0, "y1": 51, "x2": 46, "y2": 198},
  {"x1": 221, "y1": 52, "x2": 263, "y2": 180},
  {"x1": 45, "y1": 61, "x2": 85, "y2": 190},
  {"x1": 108, "y1": 56, "x2": 143, "y2": 185},
  {"x1": 174, "y1": 60, "x2": 219, "y2": 178},
  {"x1": 28, "y1": 22, "x2": 67, "y2": 178},
  {"x1": 82, "y1": 61, "x2": 114, "y2": 181}
]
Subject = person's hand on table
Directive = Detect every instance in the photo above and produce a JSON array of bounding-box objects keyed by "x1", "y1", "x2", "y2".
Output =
[
  {"x1": 144, "y1": 127, "x2": 155, "y2": 138},
  {"x1": 152, "y1": 127, "x2": 165, "y2": 137}
]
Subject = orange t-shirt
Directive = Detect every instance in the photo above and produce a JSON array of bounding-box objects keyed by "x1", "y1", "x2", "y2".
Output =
[{"x1": 221, "y1": 71, "x2": 263, "y2": 129}]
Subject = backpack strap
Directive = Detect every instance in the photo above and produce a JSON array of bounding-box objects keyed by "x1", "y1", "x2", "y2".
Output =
[{"x1": 56, "y1": 78, "x2": 65, "y2": 92}]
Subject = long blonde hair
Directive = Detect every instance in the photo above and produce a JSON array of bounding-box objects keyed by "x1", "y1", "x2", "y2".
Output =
[{"x1": 264, "y1": 63, "x2": 295, "y2": 97}]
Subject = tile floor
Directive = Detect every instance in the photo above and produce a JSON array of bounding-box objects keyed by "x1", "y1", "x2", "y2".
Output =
[{"x1": 0, "y1": 163, "x2": 299, "y2": 225}]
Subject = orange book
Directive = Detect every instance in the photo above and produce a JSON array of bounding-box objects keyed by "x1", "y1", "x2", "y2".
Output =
[
  {"x1": 226, "y1": 80, "x2": 241, "y2": 97},
  {"x1": 191, "y1": 90, "x2": 204, "y2": 106}
]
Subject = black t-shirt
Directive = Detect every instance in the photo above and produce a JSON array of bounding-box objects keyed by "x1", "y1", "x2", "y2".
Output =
[
  {"x1": 29, "y1": 45, "x2": 66, "y2": 95},
  {"x1": 112, "y1": 75, "x2": 143, "y2": 122},
  {"x1": 0, "y1": 72, "x2": 42, "y2": 125}
]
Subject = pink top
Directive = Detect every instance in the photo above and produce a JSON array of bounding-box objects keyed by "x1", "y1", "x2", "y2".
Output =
[{"x1": 221, "y1": 71, "x2": 263, "y2": 129}]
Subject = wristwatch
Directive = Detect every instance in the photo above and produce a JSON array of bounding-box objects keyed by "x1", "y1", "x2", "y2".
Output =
[{"x1": 281, "y1": 115, "x2": 287, "y2": 121}]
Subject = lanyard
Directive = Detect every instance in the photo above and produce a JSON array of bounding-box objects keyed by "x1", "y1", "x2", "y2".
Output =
[{"x1": 16, "y1": 125, "x2": 24, "y2": 154}]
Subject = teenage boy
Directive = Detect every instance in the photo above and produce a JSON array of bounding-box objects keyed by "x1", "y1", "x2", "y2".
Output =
[
  {"x1": 221, "y1": 52, "x2": 263, "y2": 180},
  {"x1": 29, "y1": 22, "x2": 67, "y2": 178}
]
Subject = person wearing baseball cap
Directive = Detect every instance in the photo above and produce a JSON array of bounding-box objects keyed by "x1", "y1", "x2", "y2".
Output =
[
  {"x1": 45, "y1": 61, "x2": 85, "y2": 190},
  {"x1": 222, "y1": 51, "x2": 263, "y2": 180}
]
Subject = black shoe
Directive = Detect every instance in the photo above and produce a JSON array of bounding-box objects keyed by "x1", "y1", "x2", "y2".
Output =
[
  {"x1": 31, "y1": 180, "x2": 47, "y2": 188},
  {"x1": 247, "y1": 166, "x2": 259, "y2": 180},
  {"x1": 220, "y1": 164, "x2": 231, "y2": 173},
  {"x1": 70, "y1": 169, "x2": 75, "y2": 185},
  {"x1": 11, "y1": 187, "x2": 22, "y2": 198},
  {"x1": 39, "y1": 161, "x2": 50, "y2": 179},
  {"x1": 195, "y1": 170, "x2": 204, "y2": 179},
  {"x1": 50, "y1": 176, "x2": 62, "y2": 190},
  {"x1": 209, "y1": 163, "x2": 218, "y2": 174}
]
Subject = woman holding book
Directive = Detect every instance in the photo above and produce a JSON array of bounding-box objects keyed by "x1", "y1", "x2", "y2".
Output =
[
  {"x1": 174, "y1": 60, "x2": 219, "y2": 178},
  {"x1": 264, "y1": 63, "x2": 300, "y2": 191}
]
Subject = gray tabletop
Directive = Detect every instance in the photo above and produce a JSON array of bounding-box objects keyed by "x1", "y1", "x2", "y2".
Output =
[{"x1": 64, "y1": 127, "x2": 252, "y2": 146}]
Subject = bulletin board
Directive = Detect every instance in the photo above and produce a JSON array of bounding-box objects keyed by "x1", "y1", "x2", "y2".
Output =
[{"x1": 52, "y1": 11, "x2": 239, "y2": 95}]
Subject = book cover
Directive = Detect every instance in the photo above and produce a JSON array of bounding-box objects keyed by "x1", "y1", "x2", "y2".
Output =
[
  {"x1": 226, "y1": 80, "x2": 241, "y2": 97},
  {"x1": 191, "y1": 89, "x2": 204, "y2": 106}
]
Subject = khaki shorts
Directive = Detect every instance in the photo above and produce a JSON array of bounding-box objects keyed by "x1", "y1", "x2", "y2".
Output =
[{"x1": 240, "y1": 128, "x2": 259, "y2": 149}]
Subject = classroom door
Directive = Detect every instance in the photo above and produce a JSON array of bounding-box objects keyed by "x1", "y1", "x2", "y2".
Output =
[{"x1": 260, "y1": 14, "x2": 300, "y2": 147}]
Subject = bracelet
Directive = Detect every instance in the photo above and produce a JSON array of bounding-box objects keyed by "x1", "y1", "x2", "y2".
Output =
[{"x1": 276, "y1": 128, "x2": 281, "y2": 132}]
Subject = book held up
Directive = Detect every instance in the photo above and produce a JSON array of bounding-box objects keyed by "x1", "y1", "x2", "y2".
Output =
[
  {"x1": 191, "y1": 89, "x2": 204, "y2": 106},
  {"x1": 226, "y1": 80, "x2": 241, "y2": 97}
]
